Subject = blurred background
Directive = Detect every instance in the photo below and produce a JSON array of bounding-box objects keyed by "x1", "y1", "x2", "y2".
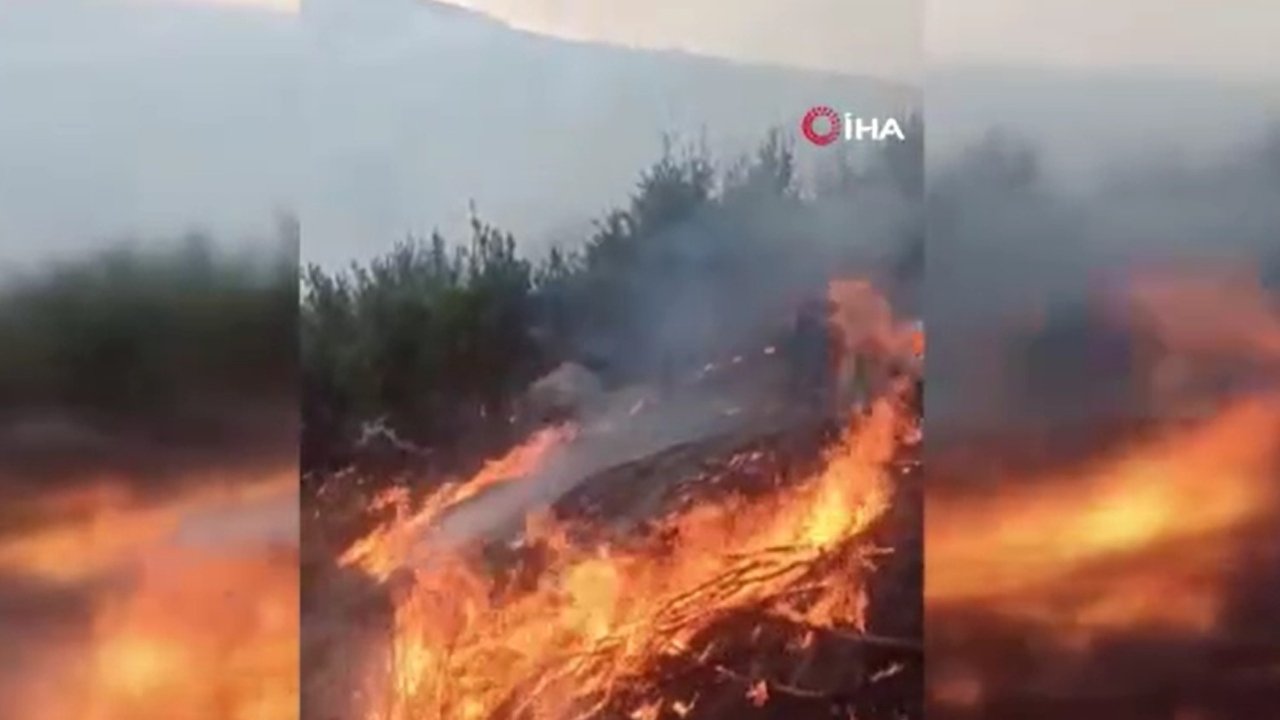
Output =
[
  {"x1": 0, "y1": 1, "x2": 301, "y2": 718},
  {"x1": 924, "y1": 1, "x2": 1280, "y2": 718}
]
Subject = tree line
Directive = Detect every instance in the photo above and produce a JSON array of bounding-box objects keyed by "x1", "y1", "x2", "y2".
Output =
[
  {"x1": 300, "y1": 125, "x2": 924, "y2": 475},
  {"x1": 1, "y1": 122, "x2": 928, "y2": 480},
  {"x1": 0, "y1": 225, "x2": 297, "y2": 433}
]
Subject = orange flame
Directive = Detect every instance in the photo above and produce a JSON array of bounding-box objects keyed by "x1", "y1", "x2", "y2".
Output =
[
  {"x1": 341, "y1": 280, "x2": 919, "y2": 719},
  {"x1": 927, "y1": 267, "x2": 1280, "y2": 711},
  {"x1": 2, "y1": 473, "x2": 299, "y2": 720},
  {"x1": 928, "y1": 396, "x2": 1280, "y2": 635},
  {"x1": 1123, "y1": 266, "x2": 1280, "y2": 364},
  {"x1": 86, "y1": 546, "x2": 299, "y2": 720},
  {"x1": 0, "y1": 474, "x2": 295, "y2": 583},
  {"x1": 827, "y1": 279, "x2": 923, "y2": 403},
  {"x1": 349, "y1": 400, "x2": 904, "y2": 720},
  {"x1": 340, "y1": 424, "x2": 577, "y2": 581}
]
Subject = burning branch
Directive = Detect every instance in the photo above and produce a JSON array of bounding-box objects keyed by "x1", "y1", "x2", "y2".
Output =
[{"x1": 336, "y1": 282, "x2": 923, "y2": 720}]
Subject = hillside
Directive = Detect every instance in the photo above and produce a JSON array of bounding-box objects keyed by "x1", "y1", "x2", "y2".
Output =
[{"x1": 302, "y1": 0, "x2": 918, "y2": 266}]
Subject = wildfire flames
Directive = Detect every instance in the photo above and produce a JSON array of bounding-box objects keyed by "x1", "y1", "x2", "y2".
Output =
[
  {"x1": 828, "y1": 279, "x2": 924, "y2": 364},
  {"x1": 929, "y1": 396, "x2": 1279, "y2": 632},
  {"x1": 926, "y1": 266, "x2": 1280, "y2": 714},
  {"x1": 0, "y1": 473, "x2": 299, "y2": 720},
  {"x1": 340, "y1": 425, "x2": 579, "y2": 582},
  {"x1": 338, "y1": 281, "x2": 921, "y2": 720}
]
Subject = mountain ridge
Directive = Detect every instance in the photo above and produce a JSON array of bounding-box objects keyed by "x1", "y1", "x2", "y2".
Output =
[
  {"x1": 303, "y1": 0, "x2": 919, "y2": 266},
  {"x1": 310, "y1": 0, "x2": 914, "y2": 94}
]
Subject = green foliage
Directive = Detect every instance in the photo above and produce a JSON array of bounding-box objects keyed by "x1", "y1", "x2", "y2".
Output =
[
  {"x1": 0, "y1": 231, "x2": 296, "y2": 424},
  {"x1": 301, "y1": 219, "x2": 538, "y2": 465},
  {"x1": 301, "y1": 130, "x2": 922, "y2": 470}
]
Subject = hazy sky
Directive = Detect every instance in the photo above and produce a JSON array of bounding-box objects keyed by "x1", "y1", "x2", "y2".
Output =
[
  {"x1": 440, "y1": 0, "x2": 1280, "y2": 81},
  {"x1": 147, "y1": 0, "x2": 298, "y2": 10},
  {"x1": 0, "y1": 0, "x2": 300, "y2": 267},
  {"x1": 929, "y1": 0, "x2": 1280, "y2": 80},
  {"x1": 442, "y1": 0, "x2": 922, "y2": 81},
  {"x1": 3, "y1": 0, "x2": 1277, "y2": 266}
]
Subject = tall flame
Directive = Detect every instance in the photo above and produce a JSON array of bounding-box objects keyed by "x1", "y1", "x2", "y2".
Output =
[{"x1": 341, "y1": 280, "x2": 919, "y2": 720}]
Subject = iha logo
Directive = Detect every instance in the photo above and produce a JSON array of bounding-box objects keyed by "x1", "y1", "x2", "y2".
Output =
[
  {"x1": 801, "y1": 105, "x2": 907, "y2": 145},
  {"x1": 801, "y1": 106, "x2": 842, "y2": 146}
]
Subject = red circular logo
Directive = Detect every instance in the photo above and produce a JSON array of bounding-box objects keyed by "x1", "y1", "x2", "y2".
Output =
[{"x1": 801, "y1": 106, "x2": 842, "y2": 146}]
